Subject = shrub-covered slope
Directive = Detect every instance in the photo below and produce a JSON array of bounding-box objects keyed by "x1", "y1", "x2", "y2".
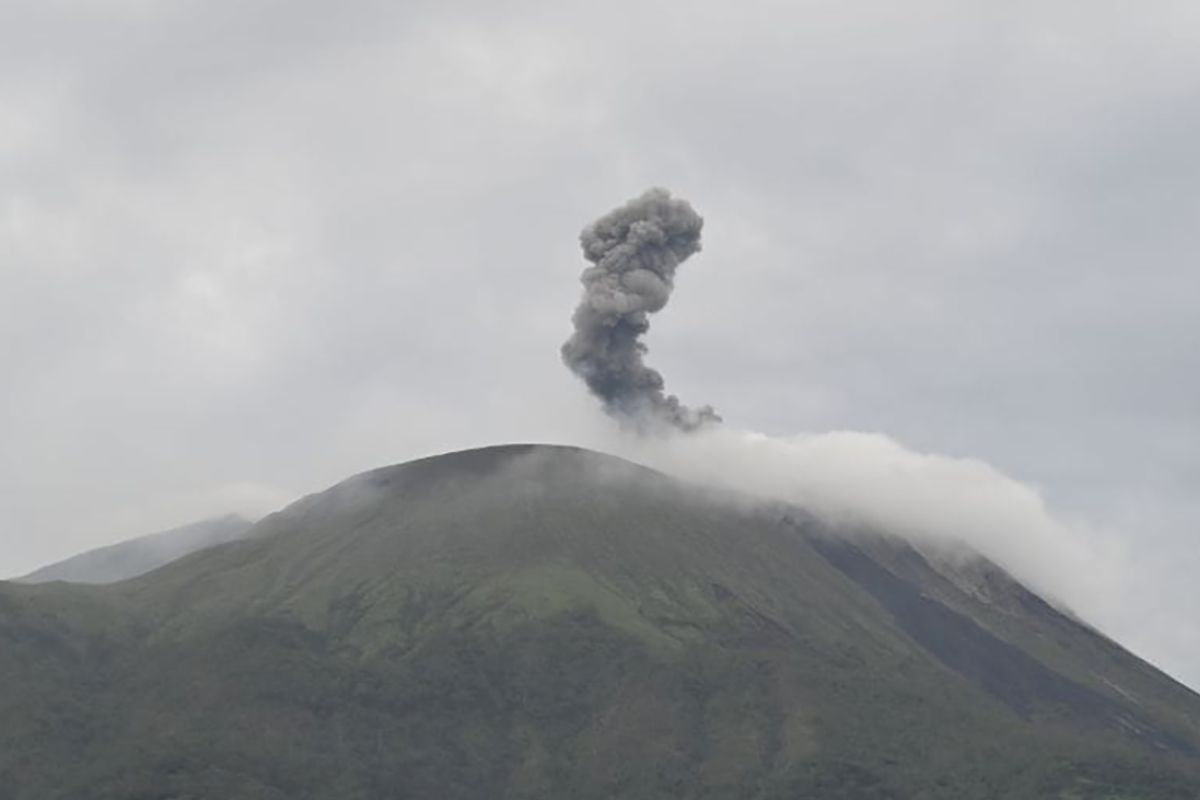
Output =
[{"x1": 1, "y1": 444, "x2": 1197, "y2": 799}]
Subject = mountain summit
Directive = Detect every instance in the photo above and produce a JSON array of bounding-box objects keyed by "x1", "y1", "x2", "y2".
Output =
[{"x1": 2, "y1": 444, "x2": 1198, "y2": 798}]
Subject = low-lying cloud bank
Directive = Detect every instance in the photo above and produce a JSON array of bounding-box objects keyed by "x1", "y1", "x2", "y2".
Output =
[{"x1": 612, "y1": 426, "x2": 1126, "y2": 626}]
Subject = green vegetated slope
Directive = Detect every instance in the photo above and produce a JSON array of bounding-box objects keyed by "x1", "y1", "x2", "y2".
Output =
[{"x1": 1, "y1": 444, "x2": 1198, "y2": 799}]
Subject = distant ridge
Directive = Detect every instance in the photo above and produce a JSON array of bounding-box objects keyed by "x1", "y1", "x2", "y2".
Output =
[{"x1": 17, "y1": 514, "x2": 253, "y2": 584}]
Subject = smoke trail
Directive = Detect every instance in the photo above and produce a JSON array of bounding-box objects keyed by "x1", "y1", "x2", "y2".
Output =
[{"x1": 562, "y1": 188, "x2": 720, "y2": 432}]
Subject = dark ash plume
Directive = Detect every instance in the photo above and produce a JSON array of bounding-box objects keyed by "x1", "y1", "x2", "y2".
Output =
[{"x1": 562, "y1": 188, "x2": 720, "y2": 432}]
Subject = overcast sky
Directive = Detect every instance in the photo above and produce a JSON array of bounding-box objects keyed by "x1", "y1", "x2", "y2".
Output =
[{"x1": 2, "y1": 1, "x2": 1197, "y2": 687}]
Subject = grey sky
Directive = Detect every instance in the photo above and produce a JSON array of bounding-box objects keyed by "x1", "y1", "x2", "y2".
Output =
[{"x1": 2, "y1": 2, "x2": 1197, "y2": 687}]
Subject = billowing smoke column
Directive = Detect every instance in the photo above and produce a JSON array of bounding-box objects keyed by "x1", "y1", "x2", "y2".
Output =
[{"x1": 562, "y1": 188, "x2": 720, "y2": 432}]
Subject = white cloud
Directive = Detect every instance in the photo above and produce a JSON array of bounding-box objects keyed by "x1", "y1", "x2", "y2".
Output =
[{"x1": 616, "y1": 427, "x2": 1128, "y2": 624}]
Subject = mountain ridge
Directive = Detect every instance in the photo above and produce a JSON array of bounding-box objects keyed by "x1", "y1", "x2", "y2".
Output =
[
  {"x1": 2, "y1": 443, "x2": 1197, "y2": 799},
  {"x1": 17, "y1": 514, "x2": 254, "y2": 585}
]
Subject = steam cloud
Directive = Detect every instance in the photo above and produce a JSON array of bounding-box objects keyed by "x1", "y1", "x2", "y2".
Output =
[
  {"x1": 555, "y1": 190, "x2": 1142, "y2": 683},
  {"x1": 562, "y1": 188, "x2": 720, "y2": 432},
  {"x1": 560, "y1": 189, "x2": 1122, "y2": 659},
  {"x1": 610, "y1": 426, "x2": 1126, "y2": 627}
]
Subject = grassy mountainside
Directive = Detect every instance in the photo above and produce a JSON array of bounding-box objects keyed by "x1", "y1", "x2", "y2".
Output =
[
  {"x1": 1, "y1": 444, "x2": 1198, "y2": 799},
  {"x1": 17, "y1": 515, "x2": 253, "y2": 585}
]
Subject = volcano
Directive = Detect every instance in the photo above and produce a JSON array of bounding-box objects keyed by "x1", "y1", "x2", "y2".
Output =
[{"x1": 2, "y1": 444, "x2": 1198, "y2": 798}]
